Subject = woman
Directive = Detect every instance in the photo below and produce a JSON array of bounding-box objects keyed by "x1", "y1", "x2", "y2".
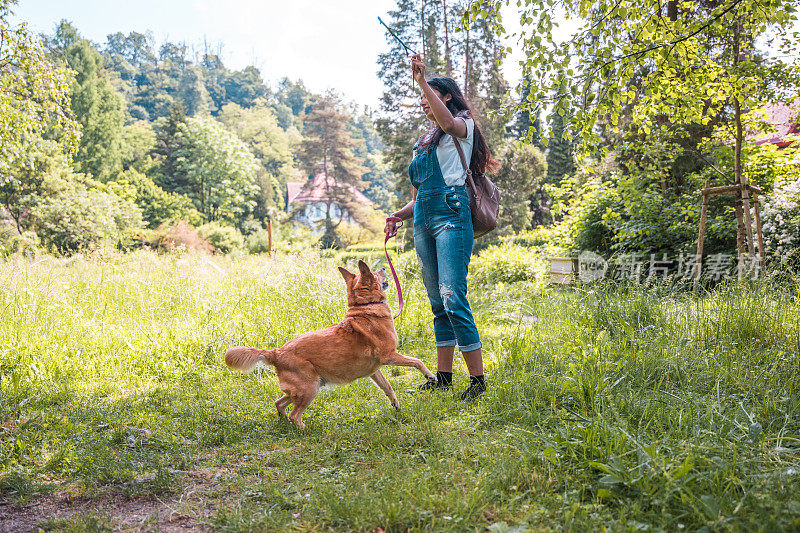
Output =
[{"x1": 384, "y1": 54, "x2": 499, "y2": 400}]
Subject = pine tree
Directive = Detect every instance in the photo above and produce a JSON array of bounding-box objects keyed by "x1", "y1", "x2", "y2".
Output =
[
  {"x1": 153, "y1": 103, "x2": 188, "y2": 194},
  {"x1": 545, "y1": 110, "x2": 576, "y2": 183},
  {"x1": 298, "y1": 91, "x2": 368, "y2": 246},
  {"x1": 511, "y1": 79, "x2": 542, "y2": 148},
  {"x1": 64, "y1": 39, "x2": 125, "y2": 181},
  {"x1": 178, "y1": 65, "x2": 211, "y2": 116}
]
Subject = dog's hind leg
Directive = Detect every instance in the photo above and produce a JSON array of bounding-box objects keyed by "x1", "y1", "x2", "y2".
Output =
[
  {"x1": 370, "y1": 369, "x2": 399, "y2": 410},
  {"x1": 288, "y1": 384, "x2": 319, "y2": 430},
  {"x1": 381, "y1": 352, "x2": 437, "y2": 383},
  {"x1": 275, "y1": 394, "x2": 291, "y2": 418}
]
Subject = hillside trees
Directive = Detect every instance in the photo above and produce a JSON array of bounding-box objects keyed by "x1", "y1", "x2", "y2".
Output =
[
  {"x1": 1, "y1": 9, "x2": 395, "y2": 254},
  {"x1": 1, "y1": 3, "x2": 141, "y2": 252}
]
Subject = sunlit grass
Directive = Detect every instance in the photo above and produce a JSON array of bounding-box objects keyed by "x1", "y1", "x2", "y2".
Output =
[{"x1": 1, "y1": 250, "x2": 799, "y2": 531}]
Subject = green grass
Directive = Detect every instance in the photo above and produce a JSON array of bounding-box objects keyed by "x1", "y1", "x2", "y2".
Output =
[{"x1": 1, "y1": 250, "x2": 799, "y2": 531}]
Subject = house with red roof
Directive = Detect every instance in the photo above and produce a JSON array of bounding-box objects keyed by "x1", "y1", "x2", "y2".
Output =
[
  {"x1": 753, "y1": 100, "x2": 800, "y2": 149},
  {"x1": 286, "y1": 168, "x2": 372, "y2": 227}
]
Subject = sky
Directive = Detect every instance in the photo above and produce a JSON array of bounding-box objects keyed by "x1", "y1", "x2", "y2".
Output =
[{"x1": 11, "y1": 0, "x2": 531, "y2": 110}]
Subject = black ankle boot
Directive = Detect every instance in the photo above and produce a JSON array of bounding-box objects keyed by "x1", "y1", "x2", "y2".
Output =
[
  {"x1": 419, "y1": 371, "x2": 453, "y2": 391},
  {"x1": 460, "y1": 375, "x2": 486, "y2": 400}
]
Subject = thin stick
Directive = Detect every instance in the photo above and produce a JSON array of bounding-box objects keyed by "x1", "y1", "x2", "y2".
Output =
[{"x1": 378, "y1": 17, "x2": 417, "y2": 56}]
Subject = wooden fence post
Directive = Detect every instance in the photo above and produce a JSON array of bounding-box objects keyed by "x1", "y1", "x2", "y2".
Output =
[{"x1": 268, "y1": 218, "x2": 274, "y2": 256}]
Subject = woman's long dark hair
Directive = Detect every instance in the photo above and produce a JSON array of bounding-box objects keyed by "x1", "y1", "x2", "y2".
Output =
[{"x1": 425, "y1": 76, "x2": 500, "y2": 176}]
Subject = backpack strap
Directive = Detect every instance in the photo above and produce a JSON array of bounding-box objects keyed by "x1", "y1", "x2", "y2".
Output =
[{"x1": 451, "y1": 134, "x2": 479, "y2": 200}]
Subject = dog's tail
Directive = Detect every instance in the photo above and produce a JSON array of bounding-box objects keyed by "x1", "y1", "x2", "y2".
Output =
[{"x1": 224, "y1": 346, "x2": 276, "y2": 373}]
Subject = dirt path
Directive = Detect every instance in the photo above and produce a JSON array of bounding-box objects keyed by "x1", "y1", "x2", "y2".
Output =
[{"x1": 0, "y1": 472, "x2": 226, "y2": 532}]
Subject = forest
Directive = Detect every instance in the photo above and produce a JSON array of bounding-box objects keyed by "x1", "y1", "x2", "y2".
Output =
[{"x1": 2, "y1": 0, "x2": 800, "y2": 530}]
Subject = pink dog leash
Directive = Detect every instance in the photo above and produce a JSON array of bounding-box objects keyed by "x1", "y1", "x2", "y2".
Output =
[{"x1": 385, "y1": 216, "x2": 404, "y2": 319}]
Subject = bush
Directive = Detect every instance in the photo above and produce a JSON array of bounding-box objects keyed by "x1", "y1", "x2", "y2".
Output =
[
  {"x1": 246, "y1": 228, "x2": 272, "y2": 254},
  {"x1": 761, "y1": 164, "x2": 800, "y2": 262},
  {"x1": 107, "y1": 169, "x2": 202, "y2": 229},
  {"x1": 274, "y1": 221, "x2": 317, "y2": 253},
  {"x1": 499, "y1": 227, "x2": 550, "y2": 249},
  {"x1": 470, "y1": 242, "x2": 541, "y2": 284},
  {"x1": 148, "y1": 221, "x2": 213, "y2": 253},
  {"x1": 198, "y1": 222, "x2": 244, "y2": 254},
  {"x1": 0, "y1": 226, "x2": 38, "y2": 258},
  {"x1": 33, "y1": 175, "x2": 143, "y2": 255}
]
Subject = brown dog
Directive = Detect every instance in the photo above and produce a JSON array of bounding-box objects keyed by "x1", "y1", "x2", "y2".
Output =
[{"x1": 224, "y1": 260, "x2": 436, "y2": 428}]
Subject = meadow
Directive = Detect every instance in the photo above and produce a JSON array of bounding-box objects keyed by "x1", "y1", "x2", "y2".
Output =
[{"x1": 1, "y1": 250, "x2": 799, "y2": 532}]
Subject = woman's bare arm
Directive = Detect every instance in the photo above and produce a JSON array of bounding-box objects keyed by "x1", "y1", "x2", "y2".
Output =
[
  {"x1": 411, "y1": 54, "x2": 467, "y2": 138},
  {"x1": 385, "y1": 187, "x2": 417, "y2": 237}
]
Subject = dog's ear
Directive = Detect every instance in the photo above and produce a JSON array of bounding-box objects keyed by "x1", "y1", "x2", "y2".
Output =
[
  {"x1": 357, "y1": 260, "x2": 374, "y2": 279},
  {"x1": 338, "y1": 266, "x2": 355, "y2": 283}
]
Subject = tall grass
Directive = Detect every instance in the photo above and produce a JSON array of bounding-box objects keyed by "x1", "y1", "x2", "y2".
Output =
[{"x1": 1, "y1": 250, "x2": 799, "y2": 531}]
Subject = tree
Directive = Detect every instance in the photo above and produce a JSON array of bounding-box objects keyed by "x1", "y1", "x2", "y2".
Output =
[
  {"x1": 545, "y1": 108, "x2": 576, "y2": 183},
  {"x1": 298, "y1": 92, "x2": 369, "y2": 243},
  {"x1": 153, "y1": 103, "x2": 188, "y2": 193},
  {"x1": 510, "y1": 78, "x2": 542, "y2": 147},
  {"x1": 178, "y1": 64, "x2": 211, "y2": 116},
  {"x1": 63, "y1": 38, "x2": 126, "y2": 181},
  {"x1": 0, "y1": 4, "x2": 78, "y2": 180},
  {"x1": 490, "y1": 0, "x2": 799, "y2": 157},
  {"x1": 274, "y1": 78, "x2": 314, "y2": 129},
  {"x1": 173, "y1": 116, "x2": 260, "y2": 224},
  {"x1": 223, "y1": 66, "x2": 270, "y2": 109},
  {"x1": 493, "y1": 142, "x2": 548, "y2": 231},
  {"x1": 485, "y1": 0, "x2": 799, "y2": 257},
  {"x1": 217, "y1": 101, "x2": 297, "y2": 216},
  {"x1": 347, "y1": 108, "x2": 396, "y2": 212}
]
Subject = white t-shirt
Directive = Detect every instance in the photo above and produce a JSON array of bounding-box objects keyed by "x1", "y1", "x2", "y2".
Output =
[{"x1": 436, "y1": 117, "x2": 474, "y2": 186}]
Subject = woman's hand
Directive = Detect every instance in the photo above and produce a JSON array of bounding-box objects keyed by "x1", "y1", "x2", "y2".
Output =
[
  {"x1": 384, "y1": 218, "x2": 399, "y2": 238},
  {"x1": 411, "y1": 54, "x2": 426, "y2": 85}
]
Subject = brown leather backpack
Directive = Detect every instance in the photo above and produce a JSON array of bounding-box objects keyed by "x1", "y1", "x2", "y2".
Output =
[{"x1": 452, "y1": 135, "x2": 500, "y2": 238}]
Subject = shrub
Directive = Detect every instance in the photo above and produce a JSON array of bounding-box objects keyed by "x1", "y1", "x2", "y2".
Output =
[
  {"x1": 107, "y1": 169, "x2": 202, "y2": 229},
  {"x1": 760, "y1": 165, "x2": 800, "y2": 262},
  {"x1": 0, "y1": 226, "x2": 38, "y2": 258},
  {"x1": 148, "y1": 221, "x2": 213, "y2": 253},
  {"x1": 32, "y1": 175, "x2": 143, "y2": 255},
  {"x1": 198, "y1": 222, "x2": 244, "y2": 254},
  {"x1": 470, "y1": 242, "x2": 541, "y2": 284},
  {"x1": 246, "y1": 228, "x2": 272, "y2": 254}
]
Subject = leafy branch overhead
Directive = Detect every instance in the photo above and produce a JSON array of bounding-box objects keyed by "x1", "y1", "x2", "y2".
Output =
[{"x1": 482, "y1": 0, "x2": 800, "y2": 151}]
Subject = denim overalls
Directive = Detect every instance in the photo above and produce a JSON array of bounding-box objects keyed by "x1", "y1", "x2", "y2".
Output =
[{"x1": 409, "y1": 143, "x2": 481, "y2": 352}]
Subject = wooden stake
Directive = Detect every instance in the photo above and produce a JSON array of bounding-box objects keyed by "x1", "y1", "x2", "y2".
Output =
[
  {"x1": 740, "y1": 182, "x2": 756, "y2": 256},
  {"x1": 734, "y1": 185, "x2": 746, "y2": 259},
  {"x1": 694, "y1": 180, "x2": 710, "y2": 295},
  {"x1": 753, "y1": 195, "x2": 766, "y2": 276},
  {"x1": 268, "y1": 218, "x2": 274, "y2": 256}
]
